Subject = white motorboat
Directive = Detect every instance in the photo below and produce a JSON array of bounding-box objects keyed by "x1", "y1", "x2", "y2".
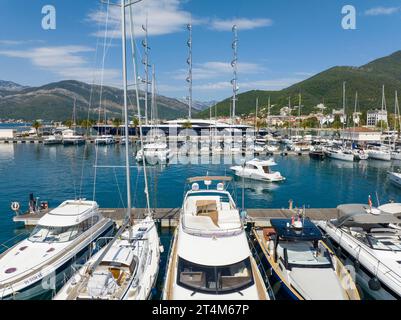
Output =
[
  {"x1": 136, "y1": 142, "x2": 173, "y2": 164},
  {"x1": 325, "y1": 147, "x2": 354, "y2": 162},
  {"x1": 44, "y1": 135, "x2": 63, "y2": 146},
  {"x1": 54, "y1": 216, "x2": 160, "y2": 300},
  {"x1": 162, "y1": 176, "x2": 273, "y2": 300},
  {"x1": 230, "y1": 158, "x2": 285, "y2": 182},
  {"x1": 95, "y1": 135, "x2": 116, "y2": 145},
  {"x1": 62, "y1": 129, "x2": 85, "y2": 146},
  {"x1": 252, "y1": 218, "x2": 360, "y2": 300},
  {"x1": 388, "y1": 171, "x2": 401, "y2": 187},
  {"x1": 0, "y1": 200, "x2": 115, "y2": 300},
  {"x1": 317, "y1": 204, "x2": 401, "y2": 300}
]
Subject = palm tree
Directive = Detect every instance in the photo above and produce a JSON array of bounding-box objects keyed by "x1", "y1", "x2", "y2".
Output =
[
  {"x1": 132, "y1": 117, "x2": 139, "y2": 136},
  {"x1": 113, "y1": 118, "x2": 122, "y2": 136},
  {"x1": 64, "y1": 120, "x2": 73, "y2": 129},
  {"x1": 32, "y1": 120, "x2": 42, "y2": 136},
  {"x1": 182, "y1": 120, "x2": 192, "y2": 129},
  {"x1": 80, "y1": 119, "x2": 93, "y2": 137}
]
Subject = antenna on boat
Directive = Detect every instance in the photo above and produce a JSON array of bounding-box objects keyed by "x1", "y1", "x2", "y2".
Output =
[
  {"x1": 142, "y1": 15, "x2": 150, "y2": 125},
  {"x1": 187, "y1": 23, "x2": 193, "y2": 121},
  {"x1": 231, "y1": 25, "x2": 238, "y2": 125}
]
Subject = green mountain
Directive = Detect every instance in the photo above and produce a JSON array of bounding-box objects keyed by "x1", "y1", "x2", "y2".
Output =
[
  {"x1": 0, "y1": 80, "x2": 196, "y2": 121},
  {"x1": 199, "y1": 50, "x2": 401, "y2": 118}
]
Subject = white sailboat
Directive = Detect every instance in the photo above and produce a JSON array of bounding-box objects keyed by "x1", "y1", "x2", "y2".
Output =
[
  {"x1": 162, "y1": 176, "x2": 273, "y2": 300},
  {"x1": 391, "y1": 91, "x2": 401, "y2": 160},
  {"x1": 62, "y1": 98, "x2": 85, "y2": 146},
  {"x1": 54, "y1": 0, "x2": 160, "y2": 300},
  {"x1": 368, "y1": 86, "x2": 391, "y2": 161}
]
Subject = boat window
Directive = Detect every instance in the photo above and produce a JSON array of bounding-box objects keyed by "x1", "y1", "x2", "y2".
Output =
[
  {"x1": 177, "y1": 257, "x2": 254, "y2": 294},
  {"x1": 284, "y1": 242, "x2": 332, "y2": 268},
  {"x1": 28, "y1": 224, "x2": 81, "y2": 243},
  {"x1": 262, "y1": 166, "x2": 270, "y2": 174},
  {"x1": 366, "y1": 233, "x2": 401, "y2": 251}
]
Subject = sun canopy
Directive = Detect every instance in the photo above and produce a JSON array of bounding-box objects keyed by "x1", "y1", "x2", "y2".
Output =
[
  {"x1": 271, "y1": 219, "x2": 323, "y2": 241},
  {"x1": 187, "y1": 176, "x2": 232, "y2": 183},
  {"x1": 333, "y1": 204, "x2": 401, "y2": 227}
]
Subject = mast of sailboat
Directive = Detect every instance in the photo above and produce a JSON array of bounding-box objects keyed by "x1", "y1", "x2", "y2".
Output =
[
  {"x1": 231, "y1": 25, "x2": 238, "y2": 125},
  {"x1": 255, "y1": 97, "x2": 259, "y2": 134},
  {"x1": 342, "y1": 81, "x2": 346, "y2": 145},
  {"x1": 129, "y1": 3, "x2": 151, "y2": 216},
  {"x1": 142, "y1": 16, "x2": 150, "y2": 125},
  {"x1": 352, "y1": 91, "x2": 358, "y2": 146},
  {"x1": 394, "y1": 91, "x2": 400, "y2": 148},
  {"x1": 187, "y1": 24, "x2": 193, "y2": 121},
  {"x1": 87, "y1": 0, "x2": 144, "y2": 276},
  {"x1": 267, "y1": 96, "x2": 271, "y2": 130},
  {"x1": 298, "y1": 92, "x2": 301, "y2": 137},
  {"x1": 72, "y1": 97, "x2": 77, "y2": 135}
]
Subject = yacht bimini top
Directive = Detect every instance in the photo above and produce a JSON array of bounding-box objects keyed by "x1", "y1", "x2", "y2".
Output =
[
  {"x1": 38, "y1": 200, "x2": 99, "y2": 227},
  {"x1": 332, "y1": 204, "x2": 401, "y2": 227},
  {"x1": 271, "y1": 219, "x2": 323, "y2": 242}
]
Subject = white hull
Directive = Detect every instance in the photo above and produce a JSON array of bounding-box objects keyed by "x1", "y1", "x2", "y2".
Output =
[
  {"x1": 388, "y1": 172, "x2": 401, "y2": 187},
  {"x1": 326, "y1": 151, "x2": 354, "y2": 162},
  {"x1": 368, "y1": 150, "x2": 391, "y2": 161},
  {"x1": 231, "y1": 167, "x2": 285, "y2": 182},
  {"x1": 391, "y1": 152, "x2": 401, "y2": 160}
]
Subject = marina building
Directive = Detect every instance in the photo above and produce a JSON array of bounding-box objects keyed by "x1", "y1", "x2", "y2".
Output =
[
  {"x1": 367, "y1": 109, "x2": 388, "y2": 127},
  {"x1": 340, "y1": 127, "x2": 382, "y2": 143}
]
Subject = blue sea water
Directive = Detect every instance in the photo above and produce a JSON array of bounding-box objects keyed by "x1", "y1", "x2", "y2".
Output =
[{"x1": 1, "y1": 143, "x2": 401, "y2": 246}]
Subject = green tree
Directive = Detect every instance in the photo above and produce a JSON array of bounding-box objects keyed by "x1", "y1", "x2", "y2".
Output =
[
  {"x1": 376, "y1": 120, "x2": 388, "y2": 130},
  {"x1": 331, "y1": 115, "x2": 342, "y2": 129},
  {"x1": 113, "y1": 118, "x2": 122, "y2": 136},
  {"x1": 182, "y1": 120, "x2": 192, "y2": 129},
  {"x1": 80, "y1": 119, "x2": 93, "y2": 136},
  {"x1": 32, "y1": 120, "x2": 42, "y2": 136},
  {"x1": 132, "y1": 117, "x2": 140, "y2": 136},
  {"x1": 63, "y1": 120, "x2": 73, "y2": 129}
]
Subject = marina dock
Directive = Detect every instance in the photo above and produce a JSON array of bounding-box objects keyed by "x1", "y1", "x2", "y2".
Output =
[{"x1": 13, "y1": 207, "x2": 339, "y2": 227}]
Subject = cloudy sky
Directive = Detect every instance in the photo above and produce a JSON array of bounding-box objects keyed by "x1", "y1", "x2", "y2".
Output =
[{"x1": 1, "y1": 0, "x2": 401, "y2": 101}]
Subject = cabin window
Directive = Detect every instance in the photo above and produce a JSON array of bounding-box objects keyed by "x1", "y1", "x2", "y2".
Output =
[
  {"x1": 28, "y1": 224, "x2": 81, "y2": 243},
  {"x1": 177, "y1": 257, "x2": 254, "y2": 294},
  {"x1": 262, "y1": 166, "x2": 270, "y2": 174}
]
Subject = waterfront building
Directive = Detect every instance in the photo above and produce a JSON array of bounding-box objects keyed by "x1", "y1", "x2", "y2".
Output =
[
  {"x1": 367, "y1": 109, "x2": 388, "y2": 127},
  {"x1": 340, "y1": 127, "x2": 382, "y2": 143}
]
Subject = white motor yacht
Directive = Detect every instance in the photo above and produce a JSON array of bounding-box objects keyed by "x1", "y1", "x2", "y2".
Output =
[
  {"x1": 317, "y1": 204, "x2": 401, "y2": 299},
  {"x1": 44, "y1": 135, "x2": 63, "y2": 146},
  {"x1": 62, "y1": 130, "x2": 85, "y2": 146},
  {"x1": 95, "y1": 135, "x2": 116, "y2": 145},
  {"x1": 230, "y1": 158, "x2": 285, "y2": 182},
  {"x1": 54, "y1": 217, "x2": 160, "y2": 300},
  {"x1": 136, "y1": 142, "x2": 173, "y2": 164},
  {"x1": 0, "y1": 200, "x2": 115, "y2": 300},
  {"x1": 162, "y1": 177, "x2": 273, "y2": 300},
  {"x1": 252, "y1": 218, "x2": 360, "y2": 300},
  {"x1": 391, "y1": 149, "x2": 401, "y2": 160},
  {"x1": 388, "y1": 171, "x2": 401, "y2": 188}
]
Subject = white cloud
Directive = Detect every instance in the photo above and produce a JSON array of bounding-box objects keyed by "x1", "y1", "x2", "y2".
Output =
[
  {"x1": 365, "y1": 6, "x2": 400, "y2": 16},
  {"x1": 0, "y1": 46, "x2": 120, "y2": 84},
  {"x1": 171, "y1": 61, "x2": 265, "y2": 81},
  {"x1": 209, "y1": 18, "x2": 273, "y2": 31},
  {"x1": 88, "y1": 0, "x2": 195, "y2": 38}
]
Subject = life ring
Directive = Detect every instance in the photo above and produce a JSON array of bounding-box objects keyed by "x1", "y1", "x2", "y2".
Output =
[{"x1": 11, "y1": 202, "x2": 20, "y2": 211}]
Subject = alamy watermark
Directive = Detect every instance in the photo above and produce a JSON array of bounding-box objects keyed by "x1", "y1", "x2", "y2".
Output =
[{"x1": 42, "y1": 5, "x2": 56, "y2": 30}]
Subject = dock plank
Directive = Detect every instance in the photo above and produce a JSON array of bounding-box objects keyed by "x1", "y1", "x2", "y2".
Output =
[{"x1": 11, "y1": 207, "x2": 339, "y2": 227}]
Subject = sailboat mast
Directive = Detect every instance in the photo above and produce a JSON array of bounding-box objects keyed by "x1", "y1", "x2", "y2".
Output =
[
  {"x1": 121, "y1": 0, "x2": 132, "y2": 223},
  {"x1": 142, "y1": 17, "x2": 149, "y2": 125},
  {"x1": 187, "y1": 24, "x2": 193, "y2": 120},
  {"x1": 231, "y1": 25, "x2": 238, "y2": 125}
]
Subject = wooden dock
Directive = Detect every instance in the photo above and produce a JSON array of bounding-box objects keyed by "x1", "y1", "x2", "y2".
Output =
[{"x1": 12, "y1": 207, "x2": 339, "y2": 227}]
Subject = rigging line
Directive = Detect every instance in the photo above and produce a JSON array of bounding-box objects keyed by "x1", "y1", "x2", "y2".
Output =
[
  {"x1": 113, "y1": 166, "x2": 125, "y2": 210},
  {"x1": 92, "y1": 0, "x2": 111, "y2": 201},
  {"x1": 129, "y1": 5, "x2": 152, "y2": 217}
]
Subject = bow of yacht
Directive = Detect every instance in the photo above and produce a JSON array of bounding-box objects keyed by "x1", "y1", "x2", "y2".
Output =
[
  {"x1": 162, "y1": 176, "x2": 273, "y2": 300},
  {"x1": 0, "y1": 200, "x2": 114, "y2": 300}
]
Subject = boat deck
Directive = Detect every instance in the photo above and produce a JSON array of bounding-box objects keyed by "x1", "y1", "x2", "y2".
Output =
[{"x1": 12, "y1": 207, "x2": 339, "y2": 227}]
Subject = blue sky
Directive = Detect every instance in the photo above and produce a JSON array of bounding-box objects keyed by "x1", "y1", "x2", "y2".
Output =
[{"x1": 1, "y1": 0, "x2": 401, "y2": 101}]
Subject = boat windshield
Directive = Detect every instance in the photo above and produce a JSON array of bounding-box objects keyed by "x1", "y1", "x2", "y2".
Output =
[
  {"x1": 28, "y1": 225, "x2": 81, "y2": 243},
  {"x1": 284, "y1": 242, "x2": 332, "y2": 268},
  {"x1": 177, "y1": 257, "x2": 254, "y2": 294}
]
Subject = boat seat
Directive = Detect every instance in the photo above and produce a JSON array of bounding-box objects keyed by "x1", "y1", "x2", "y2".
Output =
[
  {"x1": 180, "y1": 271, "x2": 205, "y2": 287},
  {"x1": 196, "y1": 200, "x2": 219, "y2": 226},
  {"x1": 263, "y1": 227, "x2": 276, "y2": 241},
  {"x1": 109, "y1": 268, "x2": 125, "y2": 286}
]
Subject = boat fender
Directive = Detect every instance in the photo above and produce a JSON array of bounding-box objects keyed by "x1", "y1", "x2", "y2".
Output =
[
  {"x1": 368, "y1": 277, "x2": 381, "y2": 291},
  {"x1": 354, "y1": 260, "x2": 360, "y2": 272},
  {"x1": 11, "y1": 202, "x2": 20, "y2": 212}
]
